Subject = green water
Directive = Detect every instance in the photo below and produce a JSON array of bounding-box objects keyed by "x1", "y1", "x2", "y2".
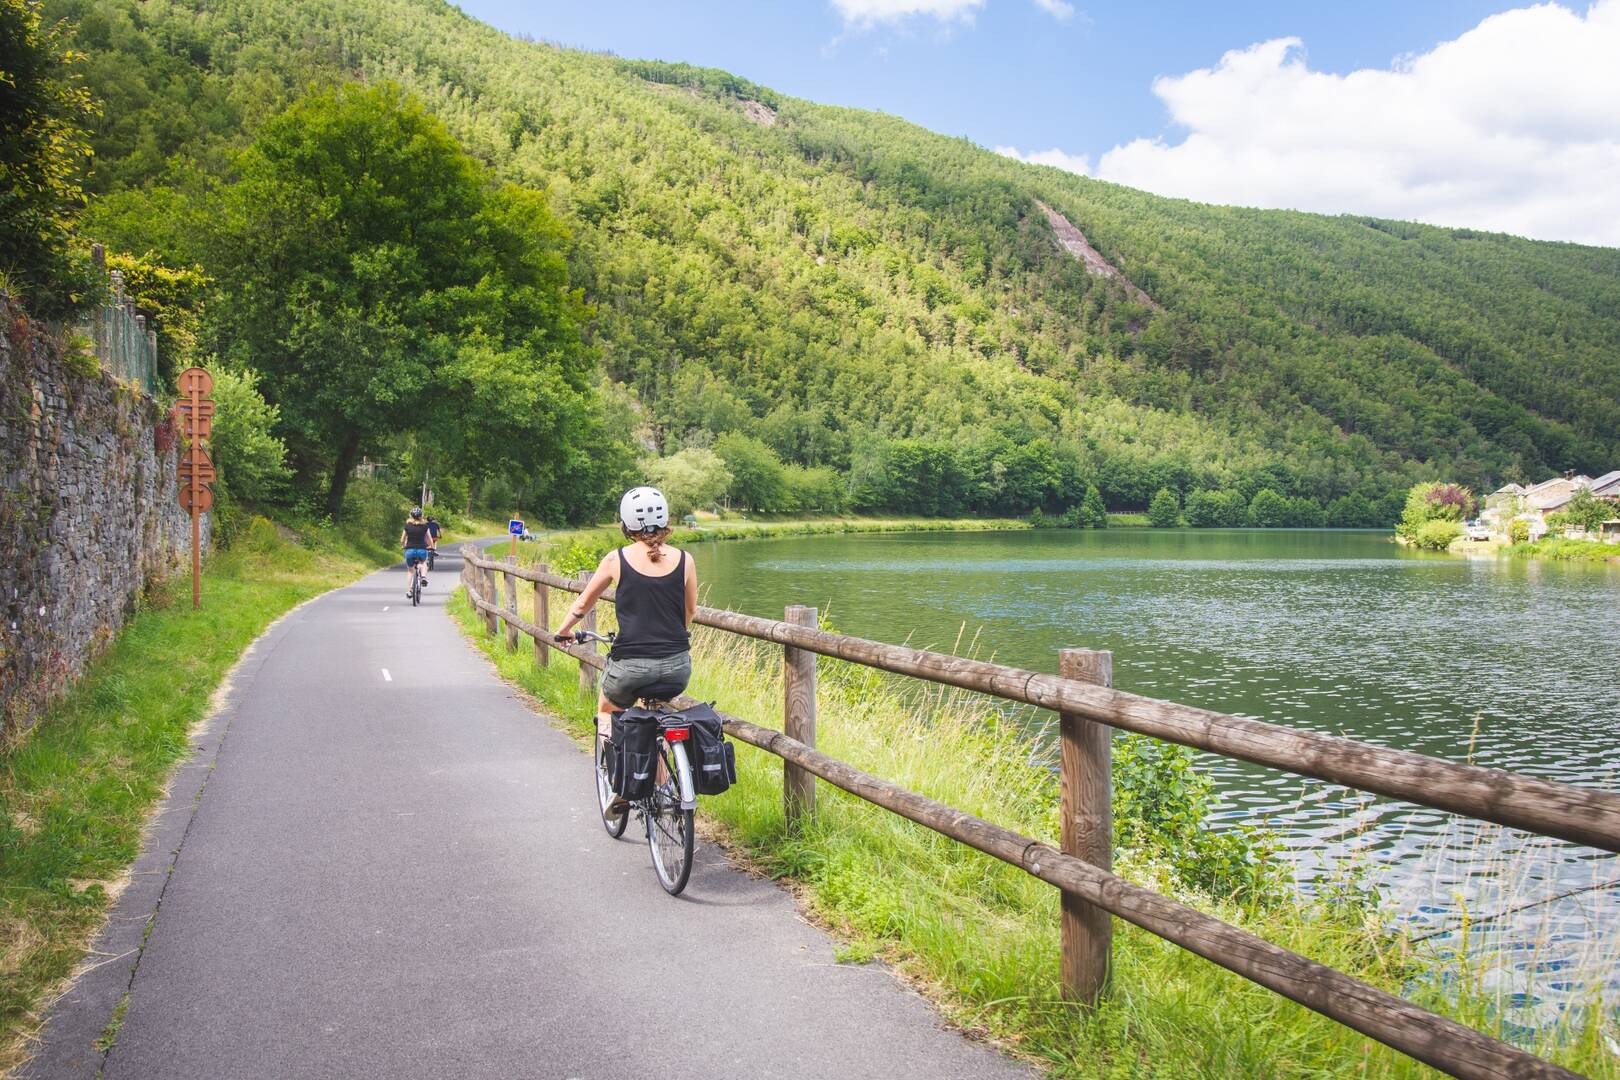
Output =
[{"x1": 692, "y1": 527, "x2": 1620, "y2": 995}]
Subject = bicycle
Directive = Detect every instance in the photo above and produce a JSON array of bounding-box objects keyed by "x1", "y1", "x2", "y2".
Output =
[
  {"x1": 565, "y1": 629, "x2": 696, "y2": 895},
  {"x1": 404, "y1": 551, "x2": 426, "y2": 607}
]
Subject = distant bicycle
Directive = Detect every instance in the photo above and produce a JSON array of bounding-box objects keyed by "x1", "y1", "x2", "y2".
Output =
[
  {"x1": 564, "y1": 629, "x2": 728, "y2": 896},
  {"x1": 404, "y1": 551, "x2": 426, "y2": 606}
]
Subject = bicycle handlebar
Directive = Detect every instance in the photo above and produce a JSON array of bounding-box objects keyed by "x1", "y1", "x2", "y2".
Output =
[{"x1": 555, "y1": 629, "x2": 615, "y2": 646}]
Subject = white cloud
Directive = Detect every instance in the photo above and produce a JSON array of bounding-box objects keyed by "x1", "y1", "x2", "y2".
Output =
[
  {"x1": 830, "y1": 0, "x2": 984, "y2": 26},
  {"x1": 995, "y1": 145, "x2": 1091, "y2": 175},
  {"x1": 1033, "y1": 0, "x2": 1074, "y2": 19},
  {"x1": 1087, "y1": 0, "x2": 1620, "y2": 246}
]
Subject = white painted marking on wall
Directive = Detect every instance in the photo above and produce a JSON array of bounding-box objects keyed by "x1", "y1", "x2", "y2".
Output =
[{"x1": 381, "y1": 668, "x2": 392, "y2": 682}]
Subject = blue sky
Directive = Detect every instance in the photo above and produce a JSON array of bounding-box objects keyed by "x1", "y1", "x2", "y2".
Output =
[
  {"x1": 454, "y1": 1, "x2": 1508, "y2": 160},
  {"x1": 452, "y1": 1, "x2": 1620, "y2": 245}
]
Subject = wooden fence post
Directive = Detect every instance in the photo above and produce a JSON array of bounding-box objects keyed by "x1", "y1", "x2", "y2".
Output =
[
  {"x1": 482, "y1": 560, "x2": 499, "y2": 636},
  {"x1": 532, "y1": 562, "x2": 550, "y2": 668},
  {"x1": 1059, "y1": 648, "x2": 1113, "y2": 1006},
  {"x1": 577, "y1": 569, "x2": 597, "y2": 694},
  {"x1": 503, "y1": 556, "x2": 519, "y2": 651},
  {"x1": 783, "y1": 605, "x2": 818, "y2": 827}
]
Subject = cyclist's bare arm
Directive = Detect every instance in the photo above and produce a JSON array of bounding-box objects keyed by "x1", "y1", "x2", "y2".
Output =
[
  {"x1": 553, "y1": 551, "x2": 618, "y2": 640},
  {"x1": 684, "y1": 553, "x2": 697, "y2": 627}
]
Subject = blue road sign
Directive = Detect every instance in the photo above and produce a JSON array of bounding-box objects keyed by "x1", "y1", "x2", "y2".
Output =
[{"x1": 509, "y1": 518, "x2": 524, "y2": 535}]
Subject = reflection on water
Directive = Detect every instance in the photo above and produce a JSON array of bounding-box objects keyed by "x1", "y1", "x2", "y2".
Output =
[{"x1": 695, "y1": 528, "x2": 1620, "y2": 1020}]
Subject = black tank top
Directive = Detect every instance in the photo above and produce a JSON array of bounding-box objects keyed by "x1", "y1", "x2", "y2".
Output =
[
  {"x1": 403, "y1": 521, "x2": 430, "y2": 547},
  {"x1": 610, "y1": 548, "x2": 689, "y2": 660}
]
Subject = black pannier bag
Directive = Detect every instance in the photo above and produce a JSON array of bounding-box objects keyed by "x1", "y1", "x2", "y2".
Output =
[
  {"x1": 677, "y1": 702, "x2": 736, "y2": 796},
  {"x1": 610, "y1": 709, "x2": 659, "y2": 801}
]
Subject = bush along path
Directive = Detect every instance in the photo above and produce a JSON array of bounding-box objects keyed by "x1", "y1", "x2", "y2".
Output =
[{"x1": 20, "y1": 545, "x2": 1028, "y2": 1080}]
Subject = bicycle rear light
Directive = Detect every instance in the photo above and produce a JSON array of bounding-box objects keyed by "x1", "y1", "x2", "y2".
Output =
[{"x1": 663, "y1": 727, "x2": 690, "y2": 742}]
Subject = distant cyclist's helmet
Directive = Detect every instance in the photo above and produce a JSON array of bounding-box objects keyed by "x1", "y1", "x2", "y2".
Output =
[
  {"x1": 619, "y1": 486, "x2": 670, "y2": 533},
  {"x1": 410, "y1": 507, "x2": 423, "y2": 519}
]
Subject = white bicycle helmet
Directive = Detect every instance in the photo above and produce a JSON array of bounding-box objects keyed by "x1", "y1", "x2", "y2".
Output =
[{"x1": 619, "y1": 486, "x2": 670, "y2": 532}]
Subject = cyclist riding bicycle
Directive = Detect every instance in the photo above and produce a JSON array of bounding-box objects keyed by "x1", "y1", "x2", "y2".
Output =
[
  {"x1": 399, "y1": 507, "x2": 435, "y2": 598},
  {"x1": 553, "y1": 487, "x2": 697, "y2": 810},
  {"x1": 425, "y1": 515, "x2": 443, "y2": 577}
]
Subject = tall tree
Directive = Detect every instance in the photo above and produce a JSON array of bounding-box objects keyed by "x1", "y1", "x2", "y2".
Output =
[
  {"x1": 0, "y1": 0, "x2": 98, "y2": 313},
  {"x1": 205, "y1": 82, "x2": 595, "y2": 519}
]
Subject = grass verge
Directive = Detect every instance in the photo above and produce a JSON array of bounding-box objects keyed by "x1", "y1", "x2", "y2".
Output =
[
  {"x1": 1508, "y1": 538, "x2": 1620, "y2": 562},
  {"x1": 0, "y1": 519, "x2": 386, "y2": 1074},
  {"x1": 449, "y1": 585, "x2": 1619, "y2": 1079}
]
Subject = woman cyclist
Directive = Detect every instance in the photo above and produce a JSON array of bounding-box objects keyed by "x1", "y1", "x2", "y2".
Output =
[
  {"x1": 399, "y1": 507, "x2": 435, "y2": 597},
  {"x1": 553, "y1": 487, "x2": 697, "y2": 806}
]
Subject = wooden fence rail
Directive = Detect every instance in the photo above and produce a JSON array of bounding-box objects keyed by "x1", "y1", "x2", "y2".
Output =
[{"x1": 458, "y1": 545, "x2": 1605, "y2": 1080}]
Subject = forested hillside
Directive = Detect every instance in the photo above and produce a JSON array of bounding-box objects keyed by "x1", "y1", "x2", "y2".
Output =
[{"x1": 45, "y1": 0, "x2": 1620, "y2": 521}]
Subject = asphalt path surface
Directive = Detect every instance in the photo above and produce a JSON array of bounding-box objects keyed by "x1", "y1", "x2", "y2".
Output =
[{"x1": 26, "y1": 546, "x2": 1030, "y2": 1080}]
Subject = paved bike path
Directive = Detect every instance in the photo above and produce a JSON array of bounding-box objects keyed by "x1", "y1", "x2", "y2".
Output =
[{"x1": 26, "y1": 548, "x2": 1030, "y2": 1080}]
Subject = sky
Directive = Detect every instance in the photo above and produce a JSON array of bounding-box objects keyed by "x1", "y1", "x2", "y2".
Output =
[{"x1": 452, "y1": 0, "x2": 1620, "y2": 246}]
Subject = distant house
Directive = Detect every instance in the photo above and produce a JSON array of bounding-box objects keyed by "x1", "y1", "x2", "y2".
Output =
[
  {"x1": 1482, "y1": 471, "x2": 1619, "y2": 540},
  {"x1": 1601, "y1": 520, "x2": 1620, "y2": 543},
  {"x1": 1524, "y1": 475, "x2": 1590, "y2": 515}
]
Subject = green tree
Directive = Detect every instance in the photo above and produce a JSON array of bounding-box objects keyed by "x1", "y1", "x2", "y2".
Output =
[
  {"x1": 205, "y1": 83, "x2": 593, "y2": 520},
  {"x1": 1185, "y1": 489, "x2": 1247, "y2": 527},
  {"x1": 1248, "y1": 488, "x2": 1289, "y2": 528},
  {"x1": 644, "y1": 448, "x2": 731, "y2": 519},
  {"x1": 1561, "y1": 488, "x2": 1613, "y2": 532},
  {"x1": 1, "y1": 0, "x2": 99, "y2": 313},
  {"x1": 714, "y1": 431, "x2": 787, "y2": 511},
  {"x1": 1325, "y1": 492, "x2": 1380, "y2": 528},
  {"x1": 1080, "y1": 484, "x2": 1108, "y2": 528},
  {"x1": 1397, "y1": 482, "x2": 1474, "y2": 540},
  {"x1": 1147, "y1": 487, "x2": 1180, "y2": 528},
  {"x1": 207, "y1": 366, "x2": 291, "y2": 504}
]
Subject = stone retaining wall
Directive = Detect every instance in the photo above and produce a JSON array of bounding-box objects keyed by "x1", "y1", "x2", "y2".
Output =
[{"x1": 1, "y1": 295, "x2": 209, "y2": 739}]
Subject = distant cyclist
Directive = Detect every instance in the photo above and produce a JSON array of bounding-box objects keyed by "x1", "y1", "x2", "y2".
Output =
[
  {"x1": 553, "y1": 487, "x2": 697, "y2": 805},
  {"x1": 399, "y1": 507, "x2": 435, "y2": 598},
  {"x1": 425, "y1": 514, "x2": 443, "y2": 577}
]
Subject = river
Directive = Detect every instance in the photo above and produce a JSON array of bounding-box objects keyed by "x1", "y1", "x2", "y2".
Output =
[{"x1": 692, "y1": 527, "x2": 1620, "y2": 1014}]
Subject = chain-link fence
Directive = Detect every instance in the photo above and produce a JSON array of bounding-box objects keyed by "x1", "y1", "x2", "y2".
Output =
[{"x1": 79, "y1": 246, "x2": 159, "y2": 396}]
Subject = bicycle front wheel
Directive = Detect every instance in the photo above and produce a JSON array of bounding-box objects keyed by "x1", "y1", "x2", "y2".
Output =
[{"x1": 647, "y1": 743, "x2": 694, "y2": 895}]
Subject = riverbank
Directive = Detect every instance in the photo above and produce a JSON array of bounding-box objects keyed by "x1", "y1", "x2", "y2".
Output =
[
  {"x1": 447, "y1": 586, "x2": 1616, "y2": 1078},
  {"x1": 0, "y1": 520, "x2": 389, "y2": 1074}
]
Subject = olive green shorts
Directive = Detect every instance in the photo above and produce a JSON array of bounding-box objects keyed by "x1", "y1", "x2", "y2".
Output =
[{"x1": 601, "y1": 651, "x2": 692, "y2": 708}]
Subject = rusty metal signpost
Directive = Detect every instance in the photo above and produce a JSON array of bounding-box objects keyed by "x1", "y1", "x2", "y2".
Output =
[{"x1": 174, "y1": 366, "x2": 215, "y2": 609}]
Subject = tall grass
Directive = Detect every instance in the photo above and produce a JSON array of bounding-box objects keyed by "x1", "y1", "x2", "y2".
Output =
[
  {"x1": 0, "y1": 520, "x2": 386, "y2": 1074},
  {"x1": 451, "y1": 584, "x2": 1619, "y2": 1078}
]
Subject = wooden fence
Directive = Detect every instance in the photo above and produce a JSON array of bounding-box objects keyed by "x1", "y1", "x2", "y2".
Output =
[{"x1": 459, "y1": 545, "x2": 1619, "y2": 1080}]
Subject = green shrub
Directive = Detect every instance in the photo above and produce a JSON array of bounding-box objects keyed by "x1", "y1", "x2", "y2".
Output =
[
  {"x1": 339, "y1": 477, "x2": 407, "y2": 552},
  {"x1": 1113, "y1": 734, "x2": 1287, "y2": 905},
  {"x1": 1509, "y1": 519, "x2": 1531, "y2": 544},
  {"x1": 1412, "y1": 519, "x2": 1462, "y2": 550}
]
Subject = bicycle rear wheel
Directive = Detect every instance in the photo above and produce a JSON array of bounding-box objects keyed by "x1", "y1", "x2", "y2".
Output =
[
  {"x1": 647, "y1": 744, "x2": 694, "y2": 895},
  {"x1": 411, "y1": 572, "x2": 421, "y2": 606},
  {"x1": 595, "y1": 734, "x2": 628, "y2": 838}
]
